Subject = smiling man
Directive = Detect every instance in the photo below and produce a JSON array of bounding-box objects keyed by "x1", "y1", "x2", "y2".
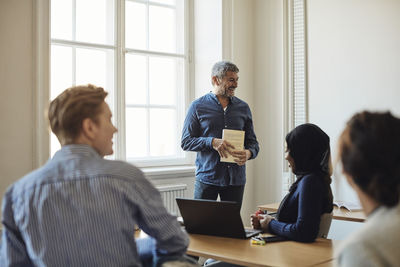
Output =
[
  {"x1": 181, "y1": 61, "x2": 259, "y2": 209},
  {"x1": 0, "y1": 85, "x2": 189, "y2": 266}
]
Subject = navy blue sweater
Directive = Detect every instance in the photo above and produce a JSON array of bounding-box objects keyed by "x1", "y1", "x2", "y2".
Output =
[{"x1": 269, "y1": 172, "x2": 333, "y2": 242}]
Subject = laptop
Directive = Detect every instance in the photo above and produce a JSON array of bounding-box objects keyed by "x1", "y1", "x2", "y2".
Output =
[{"x1": 176, "y1": 198, "x2": 262, "y2": 239}]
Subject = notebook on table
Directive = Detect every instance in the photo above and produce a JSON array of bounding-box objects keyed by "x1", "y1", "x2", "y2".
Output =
[{"x1": 176, "y1": 198, "x2": 262, "y2": 239}]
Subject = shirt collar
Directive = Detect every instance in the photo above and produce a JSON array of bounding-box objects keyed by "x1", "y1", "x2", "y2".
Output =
[
  {"x1": 208, "y1": 92, "x2": 238, "y2": 104},
  {"x1": 52, "y1": 144, "x2": 101, "y2": 161}
]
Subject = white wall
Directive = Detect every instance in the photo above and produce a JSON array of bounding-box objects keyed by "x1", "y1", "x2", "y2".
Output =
[
  {"x1": 0, "y1": 0, "x2": 34, "y2": 199},
  {"x1": 230, "y1": 0, "x2": 256, "y2": 222},
  {"x1": 193, "y1": 0, "x2": 223, "y2": 98},
  {"x1": 252, "y1": 0, "x2": 284, "y2": 207},
  {"x1": 307, "y1": 0, "x2": 400, "y2": 239},
  {"x1": 307, "y1": 0, "x2": 400, "y2": 203}
]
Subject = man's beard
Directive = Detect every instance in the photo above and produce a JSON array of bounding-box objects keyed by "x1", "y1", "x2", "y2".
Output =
[{"x1": 224, "y1": 87, "x2": 236, "y2": 97}]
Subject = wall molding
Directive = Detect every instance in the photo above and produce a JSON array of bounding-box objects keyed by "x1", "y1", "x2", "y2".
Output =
[{"x1": 33, "y1": 0, "x2": 50, "y2": 168}]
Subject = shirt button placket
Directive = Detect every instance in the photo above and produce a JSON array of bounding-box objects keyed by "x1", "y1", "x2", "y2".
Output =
[{"x1": 224, "y1": 110, "x2": 227, "y2": 128}]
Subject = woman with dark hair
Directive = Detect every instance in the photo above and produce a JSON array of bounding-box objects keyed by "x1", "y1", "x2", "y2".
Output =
[
  {"x1": 251, "y1": 123, "x2": 333, "y2": 242},
  {"x1": 336, "y1": 111, "x2": 400, "y2": 266}
]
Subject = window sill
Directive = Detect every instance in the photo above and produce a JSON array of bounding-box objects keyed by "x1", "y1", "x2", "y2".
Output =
[{"x1": 141, "y1": 165, "x2": 196, "y2": 180}]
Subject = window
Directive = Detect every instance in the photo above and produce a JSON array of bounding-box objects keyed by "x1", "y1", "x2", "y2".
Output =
[
  {"x1": 283, "y1": 0, "x2": 308, "y2": 194},
  {"x1": 291, "y1": 0, "x2": 307, "y2": 128},
  {"x1": 48, "y1": 0, "x2": 190, "y2": 167}
]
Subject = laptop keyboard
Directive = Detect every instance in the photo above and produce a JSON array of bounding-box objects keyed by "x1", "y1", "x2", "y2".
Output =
[{"x1": 245, "y1": 228, "x2": 262, "y2": 238}]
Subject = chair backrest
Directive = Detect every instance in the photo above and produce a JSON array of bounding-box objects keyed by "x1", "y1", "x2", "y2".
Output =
[{"x1": 318, "y1": 212, "x2": 333, "y2": 238}]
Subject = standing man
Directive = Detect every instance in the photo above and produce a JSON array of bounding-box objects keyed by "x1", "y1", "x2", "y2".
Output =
[
  {"x1": 0, "y1": 85, "x2": 189, "y2": 266},
  {"x1": 181, "y1": 61, "x2": 259, "y2": 209}
]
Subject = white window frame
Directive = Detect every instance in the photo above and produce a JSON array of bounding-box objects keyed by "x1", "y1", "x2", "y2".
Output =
[
  {"x1": 33, "y1": 0, "x2": 195, "y2": 176},
  {"x1": 283, "y1": 0, "x2": 308, "y2": 194}
]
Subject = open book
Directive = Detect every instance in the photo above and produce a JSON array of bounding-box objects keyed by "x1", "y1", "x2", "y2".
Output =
[
  {"x1": 333, "y1": 201, "x2": 363, "y2": 212},
  {"x1": 220, "y1": 129, "x2": 245, "y2": 163}
]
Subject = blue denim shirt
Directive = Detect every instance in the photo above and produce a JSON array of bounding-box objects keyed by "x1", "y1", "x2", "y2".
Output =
[{"x1": 181, "y1": 93, "x2": 259, "y2": 186}]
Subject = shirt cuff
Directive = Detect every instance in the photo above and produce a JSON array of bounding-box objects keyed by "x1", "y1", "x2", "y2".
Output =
[
  {"x1": 247, "y1": 148, "x2": 256, "y2": 160},
  {"x1": 207, "y1": 137, "x2": 214, "y2": 149}
]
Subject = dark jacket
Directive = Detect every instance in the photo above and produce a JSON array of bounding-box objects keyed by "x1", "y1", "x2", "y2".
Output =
[{"x1": 269, "y1": 171, "x2": 333, "y2": 242}]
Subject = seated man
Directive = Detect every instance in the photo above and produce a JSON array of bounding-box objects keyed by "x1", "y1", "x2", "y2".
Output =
[{"x1": 0, "y1": 84, "x2": 189, "y2": 266}]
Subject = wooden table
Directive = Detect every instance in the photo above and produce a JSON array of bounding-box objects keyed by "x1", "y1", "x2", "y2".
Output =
[
  {"x1": 187, "y1": 234, "x2": 337, "y2": 267},
  {"x1": 258, "y1": 203, "x2": 366, "y2": 222},
  {"x1": 135, "y1": 229, "x2": 337, "y2": 266},
  {"x1": 313, "y1": 259, "x2": 336, "y2": 267}
]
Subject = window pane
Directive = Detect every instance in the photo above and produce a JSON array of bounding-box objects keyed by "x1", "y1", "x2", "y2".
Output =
[
  {"x1": 149, "y1": 6, "x2": 176, "y2": 53},
  {"x1": 51, "y1": 45, "x2": 73, "y2": 99},
  {"x1": 126, "y1": 54, "x2": 147, "y2": 105},
  {"x1": 76, "y1": 0, "x2": 115, "y2": 45},
  {"x1": 50, "y1": 133, "x2": 61, "y2": 158},
  {"x1": 51, "y1": 0, "x2": 72, "y2": 40},
  {"x1": 126, "y1": 108, "x2": 148, "y2": 158},
  {"x1": 50, "y1": 45, "x2": 71, "y2": 157},
  {"x1": 76, "y1": 48, "x2": 110, "y2": 88},
  {"x1": 126, "y1": 1, "x2": 146, "y2": 50},
  {"x1": 49, "y1": 0, "x2": 187, "y2": 165},
  {"x1": 149, "y1": 57, "x2": 183, "y2": 105},
  {"x1": 149, "y1": 108, "x2": 176, "y2": 156}
]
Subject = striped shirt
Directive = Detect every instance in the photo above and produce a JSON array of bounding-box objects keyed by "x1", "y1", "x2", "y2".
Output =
[{"x1": 0, "y1": 145, "x2": 189, "y2": 267}]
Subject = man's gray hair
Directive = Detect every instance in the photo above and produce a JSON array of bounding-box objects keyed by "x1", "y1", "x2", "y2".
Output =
[{"x1": 211, "y1": 61, "x2": 239, "y2": 80}]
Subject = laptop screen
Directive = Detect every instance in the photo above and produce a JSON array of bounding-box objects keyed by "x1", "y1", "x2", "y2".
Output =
[{"x1": 176, "y1": 198, "x2": 261, "y2": 239}]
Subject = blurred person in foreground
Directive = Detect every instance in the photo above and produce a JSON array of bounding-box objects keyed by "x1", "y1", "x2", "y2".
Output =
[
  {"x1": 336, "y1": 111, "x2": 400, "y2": 266},
  {"x1": 0, "y1": 84, "x2": 191, "y2": 267},
  {"x1": 251, "y1": 123, "x2": 333, "y2": 242}
]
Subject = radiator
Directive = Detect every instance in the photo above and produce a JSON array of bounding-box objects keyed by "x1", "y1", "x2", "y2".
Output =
[{"x1": 156, "y1": 184, "x2": 187, "y2": 216}]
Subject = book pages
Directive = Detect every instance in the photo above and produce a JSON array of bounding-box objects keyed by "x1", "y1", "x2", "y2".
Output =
[
  {"x1": 333, "y1": 201, "x2": 362, "y2": 211},
  {"x1": 220, "y1": 129, "x2": 245, "y2": 163}
]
